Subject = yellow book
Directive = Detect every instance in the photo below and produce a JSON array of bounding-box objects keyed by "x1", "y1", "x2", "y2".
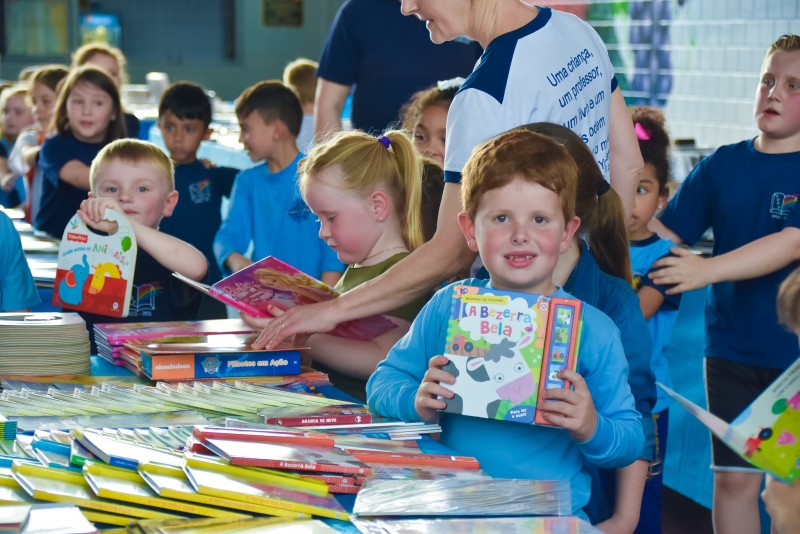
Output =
[
  {"x1": 138, "y1": 462, "x2": 307, "y2": 519},
  {"x1": 0, "y1": 474, "x2": 36, "y2": 503},
  {"x1": 184, "y1": 452, "x2": 328, "y2": 496},
  {"x1": 10, "y1": 461, "x2": 182, "y2": 519},
  {"x1": 80, "y1": 509, "x2": 140, "y2": 527},
  {"x1": 133, "y1": 516, "x2": 339, "y2": 533},
  {"x1": 83, "y1": 461, "x2": 252, "y2": 519},
  {"x1": 182, "y1": 456, "x2": 349, "y2": 521}
]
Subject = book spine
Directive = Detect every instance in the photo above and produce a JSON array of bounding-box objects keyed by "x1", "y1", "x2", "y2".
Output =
[
  {"x1": 265, "y1": 414, "x2": 373, "y2": 427},
  {"x1": 230, "y1": 457, "x2": 370, "y2": 475}
]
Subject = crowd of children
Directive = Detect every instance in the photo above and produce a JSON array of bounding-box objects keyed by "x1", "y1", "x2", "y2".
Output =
[{"x1": 1, "y1": 24, "x2": 799, "y2": 534}]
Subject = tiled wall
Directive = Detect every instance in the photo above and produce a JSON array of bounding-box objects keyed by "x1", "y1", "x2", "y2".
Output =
[{"x1": 574, "y1": 0, "x2": 800, "y2": 150}]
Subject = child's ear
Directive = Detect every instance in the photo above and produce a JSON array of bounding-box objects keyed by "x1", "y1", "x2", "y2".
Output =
[
  {"x1": 161, "y1": 190, "x2": 179, "y2": 218},
  {"x1": 203, "y1": 128, "x2": 213, "y2": 141},
  {"x1": 369, "y1": 190, "x2": 391, "y2": 222},
  {"x1": 559, "y1": 216, "x2": 581, "y2": 253},
  {"x1": 457, "y1": 211, "x2": 479, "y2": 253}
]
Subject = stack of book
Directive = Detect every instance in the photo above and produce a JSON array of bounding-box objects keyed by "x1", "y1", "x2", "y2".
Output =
[
  {"x1": 0, "y1": 415, "x2": 16, "y2": 442},
  {"x1": 92, "y1": 318, "x2": 253, "y2": 372},
  {"x1": 0, "y1": 313, "x2": 90, "y2": 375}
]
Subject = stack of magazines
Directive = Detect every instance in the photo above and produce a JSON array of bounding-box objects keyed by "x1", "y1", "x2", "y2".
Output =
[{"x1": 0, "y1": 313, "x2": 90, "y2": 375}]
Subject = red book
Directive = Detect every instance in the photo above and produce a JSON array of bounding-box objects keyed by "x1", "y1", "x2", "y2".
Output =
[
  {"x1": 263, "y1": 405, "x2": 373, "y2": 427},
  {"x1": 346, "y1": 450, "x2": 481, "y2": 470},
  {"x1": 192, "y1": 426, "x2": 334, "y2": 448},
  {"x1": 203, "y1": 438, "x2": 372, "y2": 475}
]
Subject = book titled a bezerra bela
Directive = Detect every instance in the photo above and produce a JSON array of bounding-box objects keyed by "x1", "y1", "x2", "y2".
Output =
[
  {"x1": 440, "y1": 285, "x2": 583, "y2": 426},
  {"x1": 53, "y1": 208, "x2": 137, "y2": 317},
  {"x1": 660, "y1": 357, "x2": 800, "y2": 483},
  {"x1": 173, "y1": 256, "x2": 398, "y2": 340}
]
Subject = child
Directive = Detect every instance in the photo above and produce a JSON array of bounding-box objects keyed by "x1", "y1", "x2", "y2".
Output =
[
  {"x1": 525, "y1": 122, "x2": 656, "y2": 532},
  {"x1": 156, "y1": 81, "x2": 238, "y2": 318},
  {"x1": 366, "y1": 128, "x2": 644, "y2": 519},
  {"x1": 400, "y1": 77, "x2": 463, "y2": 166},
  {"x1": 762, "y1": 267, "x2": 800, "y2": 534},
  {"x1": 213, "y1": 80, "x2": 342, "y2": 285},
  {"x1": 651, "y1": 34, "x2": 800, "y2": 533},
  {"x1": 7, "y1": 65, "x2": 69, "y2": 222},
  {"x1": 34, "y1": 66, "x2": 125, "y2": 239},
  {"x1": 76, "y1": 139, "x2": 207, "y2": 351},
  {"x1": 282, "y1": 58, "x2": 318, "y2": 154},
  {"x1": 247, "y1": 129, "x2": 429, "y2": 401},
  {"x1": 71, "y1": 42, "x2": 139, "y2": 138},
  {"x1": 0, "y1": 209, "x2": 40, "y2": 311},
  {"x1": 0, "y1": 85, "x2": 34, "y2": 208},
  {"x1": 626, "y1": 106, "x2": 680, "y2": 533}
]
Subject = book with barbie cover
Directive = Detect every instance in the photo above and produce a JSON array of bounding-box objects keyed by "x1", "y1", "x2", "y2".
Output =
[{"x1": 172, "y1": 255, "x2": 397, "y2": 340}]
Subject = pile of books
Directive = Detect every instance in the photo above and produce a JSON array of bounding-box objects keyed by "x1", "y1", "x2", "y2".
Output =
[{"x1": 0, "y1": 313, "x2": 90, "y2": 376}]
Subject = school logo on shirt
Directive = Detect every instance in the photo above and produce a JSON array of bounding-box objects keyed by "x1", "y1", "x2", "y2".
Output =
[
  {"x1": 128, "y1": 282, "x2": 162, "y2": 316},
  {"x1": 770, "y1": 192, "x2": 798, "y2": 220},
  {"x1": 188, "y1": 179, "x2": 212, "y2": 204}
]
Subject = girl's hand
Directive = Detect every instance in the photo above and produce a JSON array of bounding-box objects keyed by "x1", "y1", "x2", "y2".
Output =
[
  {"x1": 414, "y1": 355, "x2": 456, "y2": 424},
  {"x1": 535, "y1": 369, "x2": 598, "y2": 442},
  {"x1": 77, "y1": 197, "x2": 122, "y2": 234},
  {"x1": 762, "y1": 475, "x2": 800, "y2": 534},
  {"x1": 0, "y1": 173, "x2": 18, "y2": 193},
  {"x1": 648, "y1": 247, "x2": 712, "y2": 294}
]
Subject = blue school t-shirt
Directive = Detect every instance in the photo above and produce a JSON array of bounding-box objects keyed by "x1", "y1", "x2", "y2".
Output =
[
  {"x1": 158, "y1": 160, "x2": 237, "y2": 285},
  {"x1": 36, "y1": 132, "x2": 103, "y2": 238},
  {"x1": 0, "y1": 210, "x2": 40, "y2": 311},
  {"x1": 659, "y1": 139, "x2": 800, "y2": 370}
]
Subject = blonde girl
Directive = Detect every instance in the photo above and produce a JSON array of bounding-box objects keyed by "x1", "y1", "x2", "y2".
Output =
[{"x1": 248, "y1": 130, "x2": 429, "y2": 401}]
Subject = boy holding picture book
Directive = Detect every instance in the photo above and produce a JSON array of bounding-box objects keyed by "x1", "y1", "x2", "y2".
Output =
[{"x1": 366, "y1": 129, "x2": 644, "y2": 519}]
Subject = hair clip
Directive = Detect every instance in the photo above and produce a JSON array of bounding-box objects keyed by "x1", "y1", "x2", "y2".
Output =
[
  {"x1": 597, "y1": 180, "x2": 611, "y2": 197},
  {"x1": 634, "y1": 122, "x2": 651, "y2": 141},
  {"x1": 437, "y1": 77, "x2": 466, "y2": 92},
  {"x1": 377, "y1": 135, "x2": 391, "y2": 149}
]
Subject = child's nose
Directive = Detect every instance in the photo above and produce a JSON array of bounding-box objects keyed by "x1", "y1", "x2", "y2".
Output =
[{"x1": 511, "y1": 223, "x2": 529, "y2": 244}]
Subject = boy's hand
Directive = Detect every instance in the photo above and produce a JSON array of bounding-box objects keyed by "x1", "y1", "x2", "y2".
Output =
[
  {"x1": 536, "y1": 369, "x2": 598, "y2": 442},
  {"x1": 77, "y1": 197, "x2": 122, "y2": 234},
  {"x1": 414, "y1": 355, "x2": 456, "y2": 424},
  {"x1": 1, "y1": 173, "x2": 18, "y2": 193},
  {"x1": 649, "y1": 247, "x2": 712, "y2": 294}
]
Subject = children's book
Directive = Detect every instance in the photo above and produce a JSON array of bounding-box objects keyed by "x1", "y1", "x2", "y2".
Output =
[
  {"x1": 172, "y1": 255, "x2": 397, "y2": 341},
  {"x1": 658, "y1": 356, "x2": 800, "y2": 483},
  {"x1": 192, "y1": 426, "x2": 335, "y2": 448},
  {"x1": 344, "y1": 450, "x2": 480, "y2": 471},
  {"x1": 94, "y1": 318, "x2": 254, "y2": 345},
  {"x1": 71, "y1": 428, "x2": 184, "y2": 471},
  {"x1": 53, "y1": 209, "x2": 137, "y2": 317},
  {"x1": 125, "y1": 334, "x2": 304, "y2": 380},
  {"x1": 352, "y1": 516, "x2": 601, "y2": 533},
  {"x1": 202, "y1": 438, "x2": 372, "y2": 475},
  {"x1": 138, "y1": 462, "x2": 307, "y2": 519},
  {"x1": 260, "y1": 405, "x2": 374, "y2": 427},
  {"x1": 440, "y1": 284, "x2": 582, "y2": 426}
]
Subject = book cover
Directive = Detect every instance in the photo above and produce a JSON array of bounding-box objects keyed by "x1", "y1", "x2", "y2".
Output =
[
  {"x1": 440, "y1": 285, "x2": 582, "y2": 426},
  {"x1": 138, "y1": 462, "x2": 307, "y2": 519},
  {"x1": 202, "y1": 438, "x2": 372, "y2": 475},
  {"x1": 172, "y1": 255, "x2": 397, "y2": 341},
  {"x1": 659, "y1": 357, "x2": 800, "y2": 482},
  {"x1": 94, "y1": 318, "x2": 253, "y2": 345},
  {"x1": 182, "y1": 455, "x2": 349, "y2": 520},
  {"x1": 261, "y1": 405, "x2": 374, "y2": 427},
  {"x1": 71, "y1": 428, "x2": 184, "y2": 471},
  {"x1": 82, "y1": 461, "x2": 251, "y2": 519},
  {"x1": 53, "y1": 209, "x2": 137, "y2": 317},
  {"x1": 136, "y1": 348, "x2": 302, "y2": 381},
  {"x1": 192, "y1": 426, "x2": 335, "y2": 448}
]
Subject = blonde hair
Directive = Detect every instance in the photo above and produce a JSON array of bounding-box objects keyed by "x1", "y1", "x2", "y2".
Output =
[
  {"x1": 71, "y1": 42, "x2": 129, "y2": 85},
  {"x1": 283, "y1": 58, "x2": 318, "y2": 106},
  {"x1": 90, "y1": 139, "x2": 174, "y2": 193},
  {"x1": 0, "y1": 84, "x2": 29, "y2": 109},
  {"x1": 299, "y1": 130, "x2": 424, "y2": 251}
]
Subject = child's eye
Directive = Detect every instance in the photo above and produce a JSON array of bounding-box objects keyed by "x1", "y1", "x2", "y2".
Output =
[
  {"x1": 636, "y1": 186, "x2": 648, "y2": 194},
  {"x1": 494, "y1": 214, "x2": 508, "y2": 223},
  {"x1": 137, "y1": 186, "x2": 149, "y2": 193},
  {"x1": 761, "y1": 78, "x2": 775, "y2": 88},
  {"x1": 533, "y1": 216, "x2": 547, "y2": 224},
  {"x1": 414, "y1": 133, "x2": 426, "y2": 142},
  {"x1": 104, "y1": 186, "x2": 118, "y2": 193}
]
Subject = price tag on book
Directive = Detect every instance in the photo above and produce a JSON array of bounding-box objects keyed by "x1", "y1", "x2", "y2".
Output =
[{"x1": 53, "y1": 208, "x2": 137, "y2": 318}]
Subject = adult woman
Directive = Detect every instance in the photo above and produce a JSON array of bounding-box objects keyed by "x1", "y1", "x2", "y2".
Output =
[{"x1": 251, "y1": 0, "x2": 642, "y2": 348}]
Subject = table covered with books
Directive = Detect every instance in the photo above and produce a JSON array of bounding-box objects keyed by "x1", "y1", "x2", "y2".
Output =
[{"x1": 0, "y1": 313, "x2": 600, "y2": 533}]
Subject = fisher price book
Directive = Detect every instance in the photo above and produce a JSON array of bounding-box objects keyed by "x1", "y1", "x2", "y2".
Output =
[
  {"x1": 659, "y1": 357, "x2": 800, "y2": 482},
  {"x1": 53, "y1": 209, "x2": 137, "y2": 318},
  {"x1": 172, "y1": 256, "x2": 397, "y2": 340},
  {"x1": 440, "y1": 285, "x2": 583, "y2": 426}
]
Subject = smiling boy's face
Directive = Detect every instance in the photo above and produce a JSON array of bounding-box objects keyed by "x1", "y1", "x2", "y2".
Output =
[
  {"x1": 92, "y1": 158, "x2": 177, "y2": 229},
  {"x1": 458, "y1": 176, "x2": 579, "y2": 295}
]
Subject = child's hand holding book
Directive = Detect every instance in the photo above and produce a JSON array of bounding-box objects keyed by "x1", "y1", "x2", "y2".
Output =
[
  {"x1": 415, "y1": 355, "x2": 457, "y2": 424},
  {"x1": 77, "y1": 196, "x2": 123, "y2": 234},
  {"x1": 536, "y1": 369, "x2": 598, "y2": 442}
]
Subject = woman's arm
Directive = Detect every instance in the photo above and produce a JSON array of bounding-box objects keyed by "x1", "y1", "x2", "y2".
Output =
[
  {"x1": 314, "y1": 79, "x2": 350, "y2": 140},
  {"x1": 608, "y1": 87, "x2": 643, "y2": 219},
  {"x1": 255, "y1": 182, "x2": 476, "y2": 348}
]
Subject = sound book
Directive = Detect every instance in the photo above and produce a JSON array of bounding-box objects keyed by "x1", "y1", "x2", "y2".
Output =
[
  {"x1": 172, "y1": 256, "x2": 397, "y2": 340},
  {"x1": 440, "y1": 285, "x2": 583, "y2": 426}
]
